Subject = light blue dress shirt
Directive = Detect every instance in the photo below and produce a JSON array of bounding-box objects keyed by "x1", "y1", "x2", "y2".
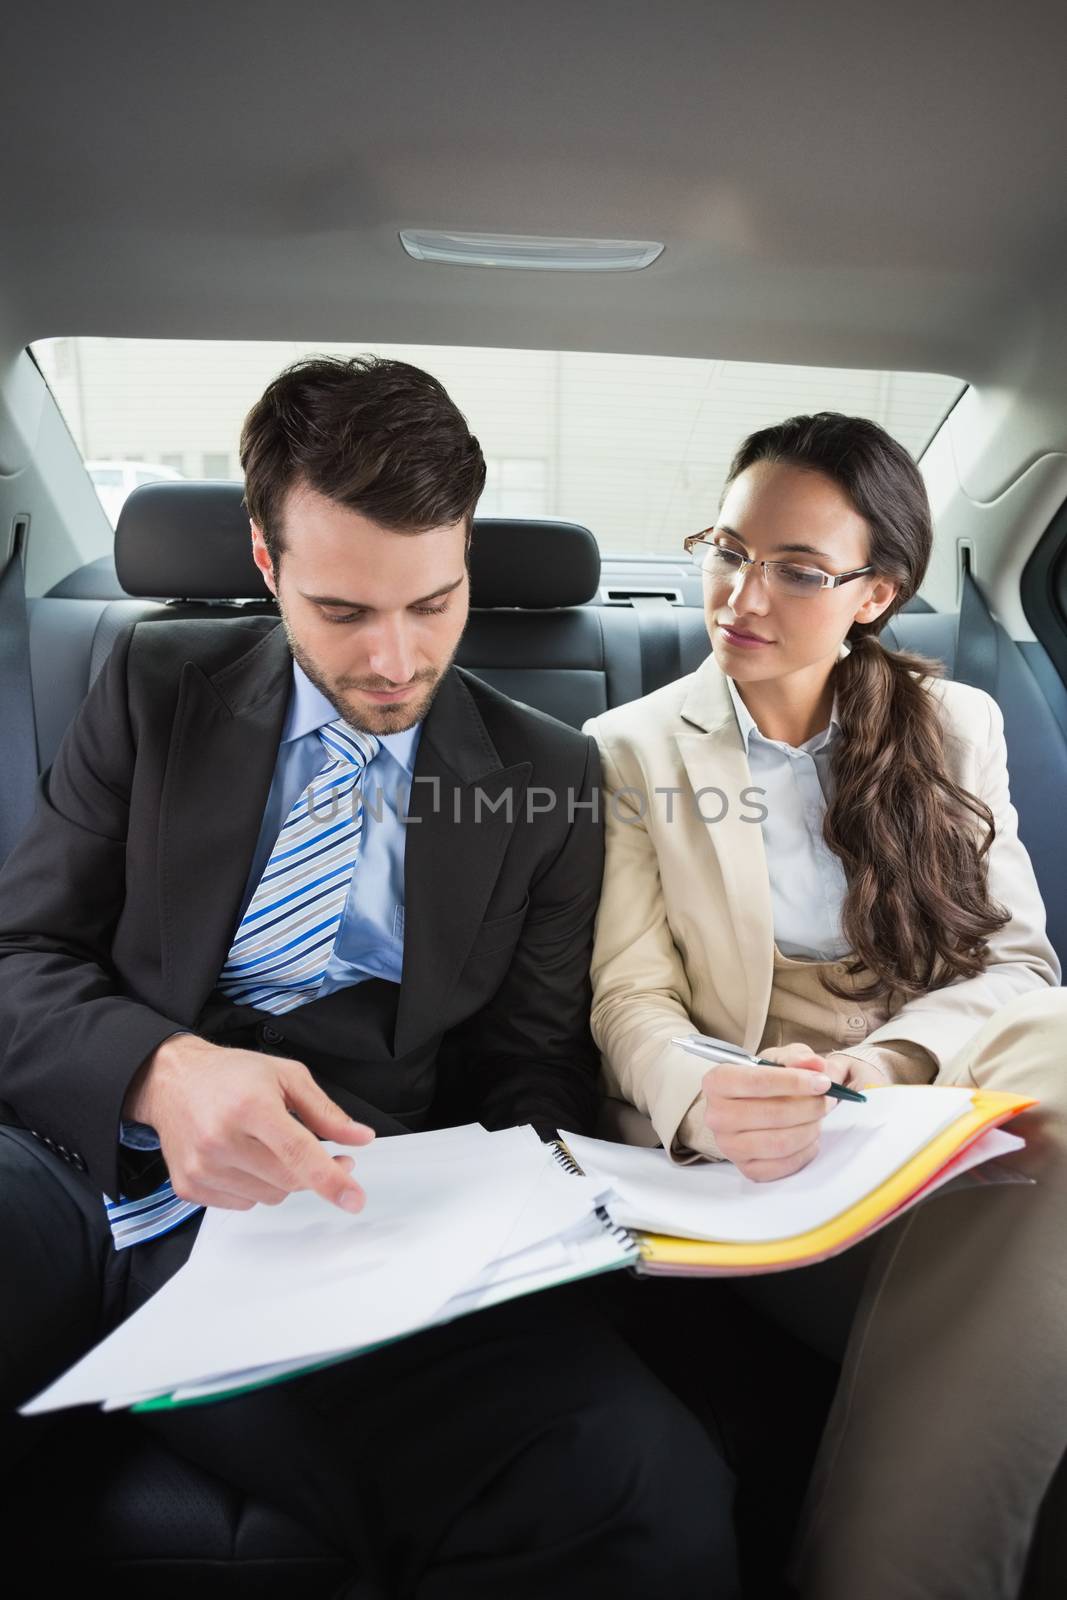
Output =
[
  {"x1": 120, "y1": 662, "x2": 419, "y2": 1150},
  {"x1": 725, "y1": 674, "x2": 850, "y2": 961}
]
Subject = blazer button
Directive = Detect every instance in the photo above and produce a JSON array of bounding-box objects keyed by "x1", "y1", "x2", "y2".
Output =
[
  {"x1": 848, "y1": 1015, "x2": 865, "y2": 1030},
  {"x1": 261, "y1": 1025, "x2": 284, "y2": 1046},
  {"x1": 73, "y1": 1154, "x2": 87, "y2": 1171}
]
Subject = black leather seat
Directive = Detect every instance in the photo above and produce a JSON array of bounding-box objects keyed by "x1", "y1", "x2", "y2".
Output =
[
  {"x1": 36, "y1": 484, "x2": 1064, "y2": 965},
  {"x1": 30, "y1": 483, "x2": 701, "y2": 763},
  {"x1": 6, "y1": 1409, "x2": 352, "y2": 1595}
]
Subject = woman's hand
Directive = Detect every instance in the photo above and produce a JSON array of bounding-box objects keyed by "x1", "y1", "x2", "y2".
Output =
[
  {"x1": 698, "y1": 1042, "x2": 847, "y2": 1182},
  {"x1": 825, "y1": 1051, "x2": 895, "y2": 1092}
]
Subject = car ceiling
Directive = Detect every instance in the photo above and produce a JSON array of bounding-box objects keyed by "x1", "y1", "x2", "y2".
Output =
[{"x1": 4, "y1": 1, "x2": 1067, "y2": 381}]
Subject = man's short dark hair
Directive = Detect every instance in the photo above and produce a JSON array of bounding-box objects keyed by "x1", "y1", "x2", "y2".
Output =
[{"x1": 240, "y1": 354, "x2": 487, "y2": 566}]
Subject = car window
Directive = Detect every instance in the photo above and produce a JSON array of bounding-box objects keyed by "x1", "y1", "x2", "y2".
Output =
[{"x1": 35, "y1": 337, "x2": 964, "y2": 562}]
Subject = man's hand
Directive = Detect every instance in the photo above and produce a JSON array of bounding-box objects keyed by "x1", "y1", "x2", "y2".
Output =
[
  {"x1": 698, "y1": 1041, "x2": 850, "y2": 1182},
  {"x1": 123, "y1": 1034, "x2": 375, "y2": 1212}
]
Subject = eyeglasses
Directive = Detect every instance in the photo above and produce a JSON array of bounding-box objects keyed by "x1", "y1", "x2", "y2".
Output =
[{"x1": 684, "y1": 530, "x2": 874, "y2": 599}]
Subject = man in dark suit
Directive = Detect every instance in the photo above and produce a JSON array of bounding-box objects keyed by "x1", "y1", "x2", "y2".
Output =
[{"x1": 0, "y1": 357, "x2": 738, "y2": 1597}]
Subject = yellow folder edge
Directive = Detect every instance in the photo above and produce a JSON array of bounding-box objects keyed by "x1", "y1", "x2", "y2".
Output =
[{"x1": 635, "y1": 1088, "x2": 1035, "y2": 1272}]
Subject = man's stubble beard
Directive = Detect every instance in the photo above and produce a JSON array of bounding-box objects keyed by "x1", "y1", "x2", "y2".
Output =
[{"x1": 279, "y1": 610, "x2": 454, "y2": 736}]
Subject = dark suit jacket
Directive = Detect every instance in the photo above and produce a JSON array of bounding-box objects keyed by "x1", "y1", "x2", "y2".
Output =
[{"x1": 0, "y1": 619, "x2": 604, "y2": 1200}]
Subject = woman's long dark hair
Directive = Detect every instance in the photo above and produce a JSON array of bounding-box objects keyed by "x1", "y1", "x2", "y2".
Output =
[{"x1": 724, "y1": 412, "x2": 1009, "y2": 1002}]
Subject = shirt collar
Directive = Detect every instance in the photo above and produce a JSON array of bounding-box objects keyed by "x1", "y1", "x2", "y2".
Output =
[
  {"x1": 282, "y1": 660, "x2": 422, "y2": 774},
  {"x1": 725, "y1": 672, "x2": 842, "y2": 757}
]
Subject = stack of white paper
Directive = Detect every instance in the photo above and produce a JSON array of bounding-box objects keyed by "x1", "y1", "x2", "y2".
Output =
[{"x1": 23, "y1": 1123, "x2": 633, "y2": 1415}]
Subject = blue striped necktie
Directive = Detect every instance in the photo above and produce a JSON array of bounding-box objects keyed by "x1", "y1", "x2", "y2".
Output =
[
  {"x1": 217, "y1": 719, "x2": 379, "y2": 1012},
  {"x1": 104, "y1": 719, "x2": 379, "y2": 1248}
]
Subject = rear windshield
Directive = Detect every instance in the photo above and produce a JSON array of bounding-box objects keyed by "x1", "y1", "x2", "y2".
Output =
[{"x1": 34, "y1": 337, "x2": 964, "y2": 559}]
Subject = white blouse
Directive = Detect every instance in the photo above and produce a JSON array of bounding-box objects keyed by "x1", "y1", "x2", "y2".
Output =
[{"x1": 725, "y1": 675, "x2": 850, "y2": 961}]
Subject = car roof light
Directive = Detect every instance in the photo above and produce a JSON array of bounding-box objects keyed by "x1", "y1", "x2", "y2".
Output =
[{"x1": 398, "y1": 229, "x2": 664, "y2": 272}]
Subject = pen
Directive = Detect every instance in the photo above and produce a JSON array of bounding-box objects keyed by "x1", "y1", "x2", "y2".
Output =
[{"x1": 670, "y1": 1035, "x2": 867, "y2": 1104}]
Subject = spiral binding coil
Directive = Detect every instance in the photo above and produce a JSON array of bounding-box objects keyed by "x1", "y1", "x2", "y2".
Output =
[
  {"x1": 550, "y1": 1139, "x2": 583, "y2": 1177},
  {"x1": 597, "y1": 1209, "x2": 637, "y2": 1249},
  {"x1": 551, "y1": 1141, "x2": 635, "y2": 1250}
]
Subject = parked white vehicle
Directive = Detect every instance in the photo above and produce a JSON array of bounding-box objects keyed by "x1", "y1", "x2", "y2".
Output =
[{"x1": 84, "y1": 459, "x2": 185, "y2": 528}]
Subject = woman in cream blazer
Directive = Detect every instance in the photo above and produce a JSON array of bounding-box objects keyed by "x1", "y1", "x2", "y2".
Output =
[{"x1": 586, "y1": 412, "x2": 1066, "y2": 1600}]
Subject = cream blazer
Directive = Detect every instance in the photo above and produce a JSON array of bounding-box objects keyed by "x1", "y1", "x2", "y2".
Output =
[{"x1": 584, "y1": 652, "x2": 1061, "y2": 1155}]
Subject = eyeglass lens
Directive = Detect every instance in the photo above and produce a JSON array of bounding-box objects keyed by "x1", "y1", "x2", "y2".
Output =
[{"x1": 692, "y1": 543, "x2": 827, "y2": 596}]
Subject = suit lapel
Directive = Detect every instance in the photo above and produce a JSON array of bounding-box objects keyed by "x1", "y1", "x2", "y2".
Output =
[
  {"x1": 158, "y1": 625, "x2": 292, "y2": 1022},
  {"x1": 394, "y1": 668, "x2": 530, "y2": 1056},
  {"x1": 675, "y1": 656, "x2": 775, "y2": 1051}
]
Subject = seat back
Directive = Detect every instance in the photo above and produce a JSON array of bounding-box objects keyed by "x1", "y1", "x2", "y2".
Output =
[
  {"x1": 20, "y1": 480, "x2": 1067, "y2": 970},
  {"x1": 886, "y1": 611, "x2": 1067, "y2": 971},
  {"x1": 31, "y1": 486, "x2": 702, "y2": 765}
]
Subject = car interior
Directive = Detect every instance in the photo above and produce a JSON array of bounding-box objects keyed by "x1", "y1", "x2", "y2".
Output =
[{"x1": 2, "y1": 4, "x2": 1067, "y2": 1593}]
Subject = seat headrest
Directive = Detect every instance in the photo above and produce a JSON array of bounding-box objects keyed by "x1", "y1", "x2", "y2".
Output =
[
  {"x1": 471, "y1": 518, "x2": 600, "y2": 607},
  {"x1": 115, "y1": 483, "x2": 600, "y2": 609},
  {"x1": 115, "y1": 483, "x2": 271, "y2": 601}
]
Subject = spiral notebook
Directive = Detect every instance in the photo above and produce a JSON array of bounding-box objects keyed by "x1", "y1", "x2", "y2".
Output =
[{"x1": 559, "y1": 1084, "x2": 1033, "y2": 1277}]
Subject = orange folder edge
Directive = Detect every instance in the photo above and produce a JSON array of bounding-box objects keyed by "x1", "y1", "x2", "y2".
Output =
[{"x1": 635, "y1": 1088, "x2": 1036, "y2": 1275}]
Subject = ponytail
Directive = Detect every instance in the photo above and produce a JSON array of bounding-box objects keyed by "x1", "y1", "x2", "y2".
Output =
[{"x1": 824, "y1": 634, "x2": 1009, "y2": 1001}]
